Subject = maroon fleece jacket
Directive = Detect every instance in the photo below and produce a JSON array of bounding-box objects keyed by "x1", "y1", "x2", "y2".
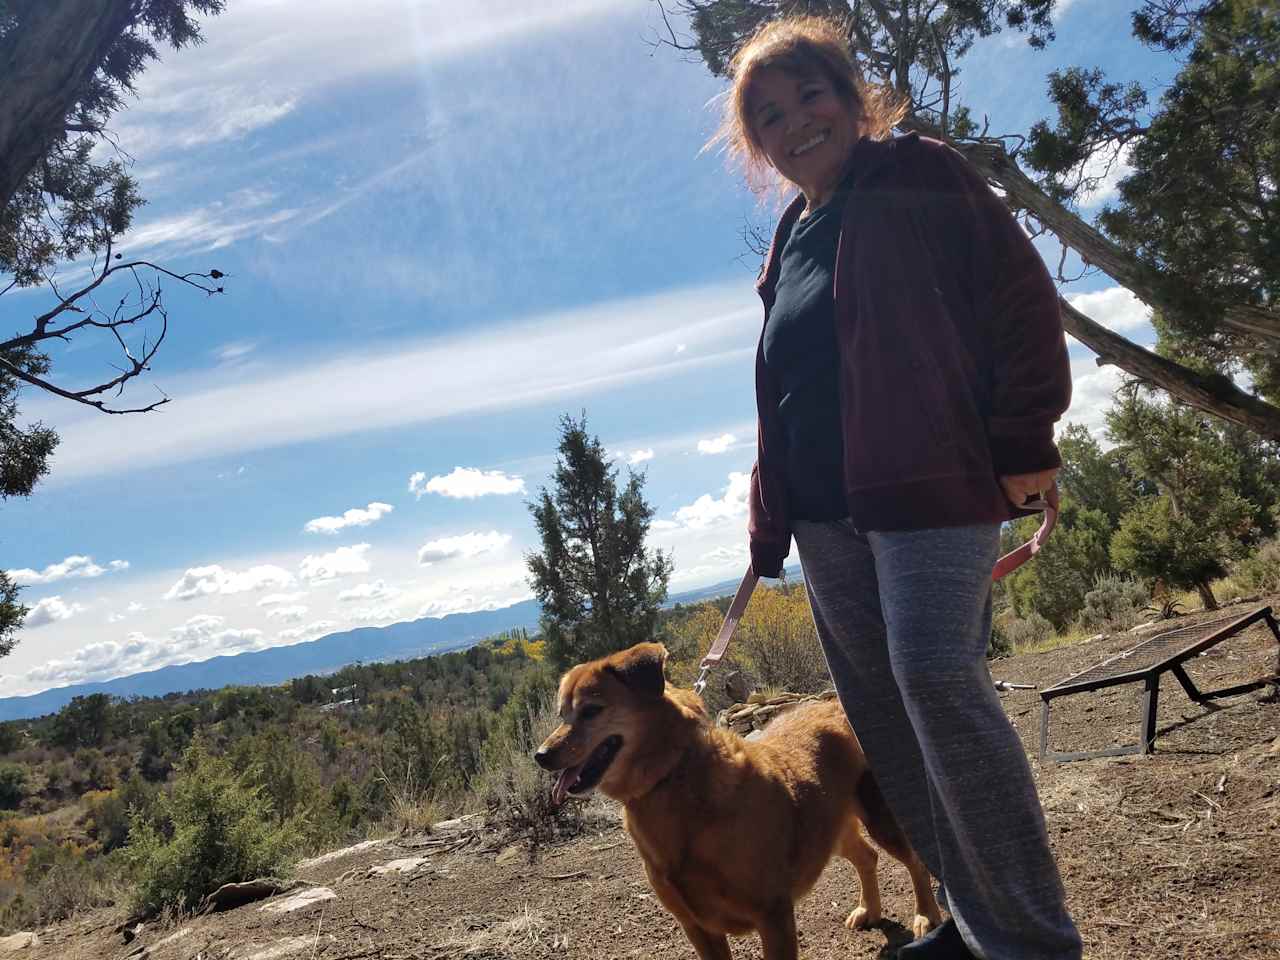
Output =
[{"x1": 748, "y1": 133, "x2": 1071, "y2": 578}]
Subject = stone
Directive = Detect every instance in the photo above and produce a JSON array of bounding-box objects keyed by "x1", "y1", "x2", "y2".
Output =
[
  {"x1": 0, "y1": 933, "x2": 38, "y2": 951},
  {"x1": 368, "y1": 856, "x2": 430, "y2": 876},
  {"x1": 261, "y1": 886, "x2": 337, "y2": 914}
]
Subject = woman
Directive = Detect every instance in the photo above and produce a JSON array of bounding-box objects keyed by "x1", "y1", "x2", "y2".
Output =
[{"x1": 719, "y1": 16, "x2": 1083, "y2": 960}]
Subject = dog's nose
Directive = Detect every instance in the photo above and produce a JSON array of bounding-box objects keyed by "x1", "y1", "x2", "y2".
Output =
[{"x1": 533, "y1": 747, "x2": 554, "y2": 770}]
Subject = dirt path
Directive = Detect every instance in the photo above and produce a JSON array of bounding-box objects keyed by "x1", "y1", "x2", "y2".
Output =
[{"x1": 14, "y1": 605, "x2": 1280, "y2": 960}]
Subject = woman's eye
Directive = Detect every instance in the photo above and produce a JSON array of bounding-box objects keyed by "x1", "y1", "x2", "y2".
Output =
[
  {"x1": 580, "y1": 704, "x2": 603, "y2": 720},
  {"x1": 802, "y1": 88, "x2": 821, "y2": 102},
  {"x1": 761, "y1": 113, "x2": 780, "y2": 128}
]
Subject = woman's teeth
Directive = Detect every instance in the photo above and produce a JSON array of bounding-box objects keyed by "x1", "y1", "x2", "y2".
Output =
[{"x1": 792, "y1": 132, "x2": 828, "y2": 156}]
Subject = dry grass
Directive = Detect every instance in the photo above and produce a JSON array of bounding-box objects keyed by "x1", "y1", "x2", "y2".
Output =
[
  {"x1": 428, "y1": 904, "x2": 551, "y2": 956},
  {"x1": 374, "y1": 763, "x2": 443, "y2": 837}
]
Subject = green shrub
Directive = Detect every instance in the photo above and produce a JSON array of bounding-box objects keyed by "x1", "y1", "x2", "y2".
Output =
[
  {"x1": 0, "y1": 765, "x2": 25, "y2": 811},
  {"x1": 1231, "y1": 538, "x2": 1280, "y2": 596},
  {"x1": 1079, "y1": 574, "x2": 1150, "y2": 631},
  {"x1": 1003, "y1": 613, "x2": 1056, "y2": 651},
  {"x1": 987, "y1": 621, "x2": 1013, "y2": 659},
  {"x1": 125, "y1": 741, "x2": 298, "y2": 915}
]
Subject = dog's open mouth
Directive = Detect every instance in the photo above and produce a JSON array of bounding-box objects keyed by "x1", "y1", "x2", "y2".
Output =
[{"x1": 552, "y1": 735, "x2": 622, "y2": 806}]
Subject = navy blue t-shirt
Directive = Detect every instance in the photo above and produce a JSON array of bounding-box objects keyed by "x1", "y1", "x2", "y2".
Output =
[{"x1": 761, "y1": 192, "x2": 849, "y2": 521}]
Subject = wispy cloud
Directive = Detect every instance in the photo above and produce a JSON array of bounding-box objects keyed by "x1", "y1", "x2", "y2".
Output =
[
  {"x1": 417, "y1": 531, "x2": 511, "y2": 566},
  {"x1": 23, "y1": 597, "x2": 86, "y2": 629},
  {"x1": 37, "y1": 283, "x2": 757, "y2": 484},
  {"x1": 337, "y1": 580, "x2": 399, "y2": 602},
  {"x1": 697, "y1": 433, "x2": 737, "y2": 455},
  {"x1": 9, "y1": 555, "x2": 129, "y2": 587},
  {"x1": 299, "y1": 544, "x2": 372, "y2": 582},
  {"x1": 409, "y1": 467, "x2": 526, "y2": 500},
  {"x1": 304, "y1": 502, "x2": 394, "y2": 535},
  {"x1": 165, "y1": 564, "x2": 295, "y2": 601}
]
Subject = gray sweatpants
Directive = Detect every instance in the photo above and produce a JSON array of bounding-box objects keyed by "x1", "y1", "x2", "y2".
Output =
[{"x1": 792, "y1": 519, "x2": 1082, "y2": 960}]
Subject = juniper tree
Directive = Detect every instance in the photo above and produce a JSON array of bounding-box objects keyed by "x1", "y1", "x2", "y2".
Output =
[
  {"x1": 1106, "y1": 385, "x2": 1274, "y2": 608},
  {"x1": 659, "y1": 0, "x2": 1280, "y2": 438},
  {"x1": 0, "y1": 0, "x2": 227, "y2": 653},
  {"x1": 527, "y1": 414, "x2": 674, "y2": 668}
]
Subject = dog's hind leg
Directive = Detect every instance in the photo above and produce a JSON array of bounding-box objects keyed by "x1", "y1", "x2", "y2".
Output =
[
  {"x1": 855, "y1": 774, "x2": 943, "y2": 939},
  {"x1": 838, "y1": 818, "x2": 882, "y2": 930},
  {"x1": 677, "y1": 921, "x2": 731, "y2": 960}
]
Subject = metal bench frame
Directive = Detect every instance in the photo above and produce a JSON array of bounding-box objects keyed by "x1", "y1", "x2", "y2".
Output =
[{"x1": 1038, "y1": 605, "x2": 1280, "y2": 763}]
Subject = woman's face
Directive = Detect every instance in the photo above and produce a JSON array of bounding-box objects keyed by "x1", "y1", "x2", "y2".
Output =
[{"x1": 749, "y1": 67, "x2": 865, "y2": 203}]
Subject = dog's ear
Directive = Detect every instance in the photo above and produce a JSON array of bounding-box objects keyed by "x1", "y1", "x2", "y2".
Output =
[{"x1": 605, "y1": 642, "x2": 667, "y2": 699}]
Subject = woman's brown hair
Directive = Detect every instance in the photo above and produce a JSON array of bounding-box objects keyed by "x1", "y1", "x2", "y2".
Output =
[{"x1": 708, "y1": 15, "x2": 907, "y2": 193}]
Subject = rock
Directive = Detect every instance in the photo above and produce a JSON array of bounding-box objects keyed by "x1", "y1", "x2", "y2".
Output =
[
  {"x1": 200, "y1": 877, "x2": 298, "y2": 913},
  {"x1": 1087, "y1": 633, "x2": 1108, "y2": 643},
  {"x1": 369, "y1": 856, "x2": 430, "y2": 876},
  {"x1": 235, "y1": 935, "x2": 315, "y2": 960},
  {"x1": 0, "y1": 932, "x2": 39, "y2": 951},
  {"x1": 296, "y1": 838, "x2": 389, "y2": 870},
  {"x1": 261, "y1": 885, "x2": 337, "y2": 914}
]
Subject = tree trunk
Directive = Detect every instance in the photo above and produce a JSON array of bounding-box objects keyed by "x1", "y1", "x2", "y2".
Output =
[
  {"x1": 896, "y1": 117, "x2": 1280, "y2": 441},
  {"x1": 0, "y1": 0, "x2": 132, "y2": 211},
  {"x1": 1060, "y1": 300, "x2": 1280, "y2": 441},
  {"x1": 1195, "y1": 579, "x2": 1219, "y2": 611}
]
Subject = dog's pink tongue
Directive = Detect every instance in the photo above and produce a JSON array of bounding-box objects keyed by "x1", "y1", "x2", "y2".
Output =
[{"x1": 552, "y1": 765, "x2": 583, "y2": 807}]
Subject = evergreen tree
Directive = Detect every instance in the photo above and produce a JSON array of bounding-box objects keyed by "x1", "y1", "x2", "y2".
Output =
[
  {"x1": 527, "y1": 414, "x2": 673, "y2": 668},
  {"x1": 1, "y1": 0, "x2": 227, "y2": 654},
  {"x1": 1106, "y1": 386, "x2": 1263, "y2": 608},
  {"x1": 665, "y1": 0, "x2": 1280, "y2": 438}
]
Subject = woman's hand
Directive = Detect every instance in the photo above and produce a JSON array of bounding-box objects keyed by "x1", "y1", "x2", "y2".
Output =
[{"x1": 999, "y1": 469, "x2": 1060, "y2": 510}]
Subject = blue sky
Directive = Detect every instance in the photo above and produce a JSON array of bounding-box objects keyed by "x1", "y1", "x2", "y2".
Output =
[{"x1": 1, "y1": 0, "x2": 1173, "y2": 696}]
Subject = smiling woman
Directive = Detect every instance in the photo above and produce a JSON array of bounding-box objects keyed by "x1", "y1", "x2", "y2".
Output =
[{"x1": 708, "y1": 14, "x2": 1081, "y2": 960}]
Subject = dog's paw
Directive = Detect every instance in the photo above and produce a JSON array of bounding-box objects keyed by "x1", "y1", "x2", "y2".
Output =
[
  {"x1": 910, "y1": 914, "x2": 936, "y2": 939},
  {"x1": 845, "y1": 906, "x2": 879, "y2": 930}
]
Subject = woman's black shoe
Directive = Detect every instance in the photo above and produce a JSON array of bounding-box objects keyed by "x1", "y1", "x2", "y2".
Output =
[{"x1": 896, "y1": 919, "x2": 977, "y2": 959}]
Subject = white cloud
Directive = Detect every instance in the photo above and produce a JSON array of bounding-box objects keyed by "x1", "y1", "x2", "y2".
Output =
[
  {"x1": 23, "y1": 597, "x2": 86, "y2": 629},
  {"x1": 14, "y1": 614, "x2": 266, "y2": 691},
  {"x1": 258, "y1": 592, "x2": 307, "y2": 607},
  {"x1": 275, "y1": 620, "x2": 339, "y2": 645},
  {"x1": 344, "y1": 605, "x2": 403, "y2": 624},
  {"x1": 1062, "y1": 360, "x2": 1127, "y2": 440},
  {"x1": 417, "y1": 594, "x2": 502, "y2": 619},
  {"x1": 9, "y1": 555, "x2": 129, "y2": 587},
  {"x1": 265, "y1": 605, "x2": 308, "y2": 623},
  {"x1": 304, "y1": 502, "x2": 394, "y2": 534},
  {"x1": 337, "y1": 580, "x2": 399, "y2": 602},
  {"x1": 1077, "y1": 142, "x2": 1134, "y2": 209},
  {"x1": 1067, "y1": 286, "x2": 1151, "y2": 333},
  {"x1": 409, "y1": 467, "x2": 526, "y2": 500},
  {"x1": 703, "y1": 545, "x2": 749, "y2": 565},
  {"x1": 626, "y1": 449, "x2": 654, "y2": 465},
  {"x1": 697, "y1": 433, "x2": 737, "y2": 455},
  {"x1": 417, "y1": 531, "x2": 511, "y2": 566},
  {"x1": 215, "y1": 341, "x2": 257, "y2": 362},
  {"x1": 165, "y1": 564, "x2": 295, "y2": 601},
  {"x1": 34, "y1": 284, "x2": 758, "y2": 483},
  {"x1": 299, "y1": 544, "x2": 372, "y2": 582},
  {"x1": 673, "y1": 472, "x2": 752, "y2": 529},
  {"x1": 107, "y1": 601, "x2": 147, "y2": 624}
]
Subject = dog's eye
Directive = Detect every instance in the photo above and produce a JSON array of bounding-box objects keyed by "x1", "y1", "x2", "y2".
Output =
[{"x1": 579, "y1": 704, "x2": 604, "y2": 720}]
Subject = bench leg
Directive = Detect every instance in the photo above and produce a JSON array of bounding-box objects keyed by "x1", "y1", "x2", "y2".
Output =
[
  {"x1": 1039, "y1": 699, "x2": 1052, "y2": 760},
  {"x1": 1140, "y1": 674, "x2": 1160, "y2": 753}
]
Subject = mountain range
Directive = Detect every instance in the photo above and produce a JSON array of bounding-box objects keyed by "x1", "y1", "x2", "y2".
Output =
[{"x1": 0, "y1": 565, "x2": 801, "y2": 722}]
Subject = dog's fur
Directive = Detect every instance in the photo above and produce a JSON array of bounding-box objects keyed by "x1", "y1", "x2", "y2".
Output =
[{"x1": 534, "y1": 642, "x2": 942, "y2": 960}]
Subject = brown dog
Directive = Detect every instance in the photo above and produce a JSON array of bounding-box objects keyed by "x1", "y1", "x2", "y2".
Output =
[{"x1": 534, "y1": 642, "x2": 942, "y2": 960}]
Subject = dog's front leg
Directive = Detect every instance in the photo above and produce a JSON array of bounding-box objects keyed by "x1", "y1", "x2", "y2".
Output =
[
  {"x1": 677, "y1": 920, "x2": 731, "y2": 960},
  {"x1": 757, "y1": 903, "x2": 798, "y2": 960}
]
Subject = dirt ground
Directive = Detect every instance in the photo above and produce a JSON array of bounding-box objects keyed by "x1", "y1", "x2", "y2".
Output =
[{"x1": 14, "y1": 602, "x2": 1280, "y2": 960}]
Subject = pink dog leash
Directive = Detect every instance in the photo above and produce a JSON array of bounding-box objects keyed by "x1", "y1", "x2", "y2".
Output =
[{"x1": 693, "y1": 503, "x2": 1057, "y2": 694}]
